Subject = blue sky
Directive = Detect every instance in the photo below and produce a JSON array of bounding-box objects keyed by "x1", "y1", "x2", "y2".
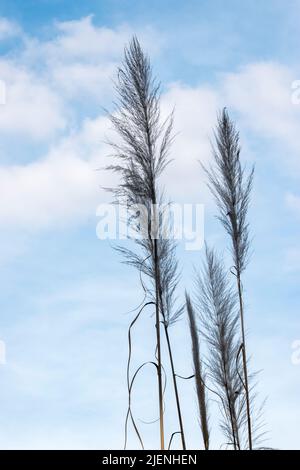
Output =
[{"x1": 0, "y1": 0, "x2": 300, "y2": 449}]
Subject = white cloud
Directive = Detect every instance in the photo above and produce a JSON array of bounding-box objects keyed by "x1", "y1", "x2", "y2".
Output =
[
  {"x1": 161, "y1": 82, "x2": 218, "y2": 202},
  {"x1": 158, "y1": 62, "x2": 300, "y2": 203},
  {"x1": 0, "y1": 16, "x2": 162, "y2": 139},
  {"x1": 2, "y1": 17, "x2": 300, "y2": 231},
  {"x1": 33, "y1": 17, "x2": 131, "y2": 101},
  {"x1": 0, "y1": 60, "x2": 66, "y2": 139},
  {"x1": 0, "y1": 17, "x2": 131, "y2": 140},
  {"x1": 0, "y1": 77, "x2": 219, "y2": 230},
  {"x1": 0, "y1": 15, "x2": 150, "y2": 229},
  {"x1": 22, "y1": 16, "x2": 161, "y2": 103},
  {"x1": 50, "y1": 62, "x2": 116, "y2": 100},
  {"x1": 6, "y1": 59, "x2": 295, "y2": 229},
  {"x1": 224, "y1": 62, "x2": 300, "y2": 155},
  {"x1": 0, "y1": 18, "x2": 21, "y2": 40},
  {"x1": 49, "y1": 16, "x2": 130, "y2": 61},
  {"x1": 0, "y1": 116, "x2": 112, "y2": 230},
  {"x1": 0, "y1": 155, "x2": 96, "y2": 229}
]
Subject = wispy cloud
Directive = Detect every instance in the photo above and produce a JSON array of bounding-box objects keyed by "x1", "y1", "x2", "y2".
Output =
[{"x1": 0, "y1": 17, "x2": 21, "y2": 40}]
